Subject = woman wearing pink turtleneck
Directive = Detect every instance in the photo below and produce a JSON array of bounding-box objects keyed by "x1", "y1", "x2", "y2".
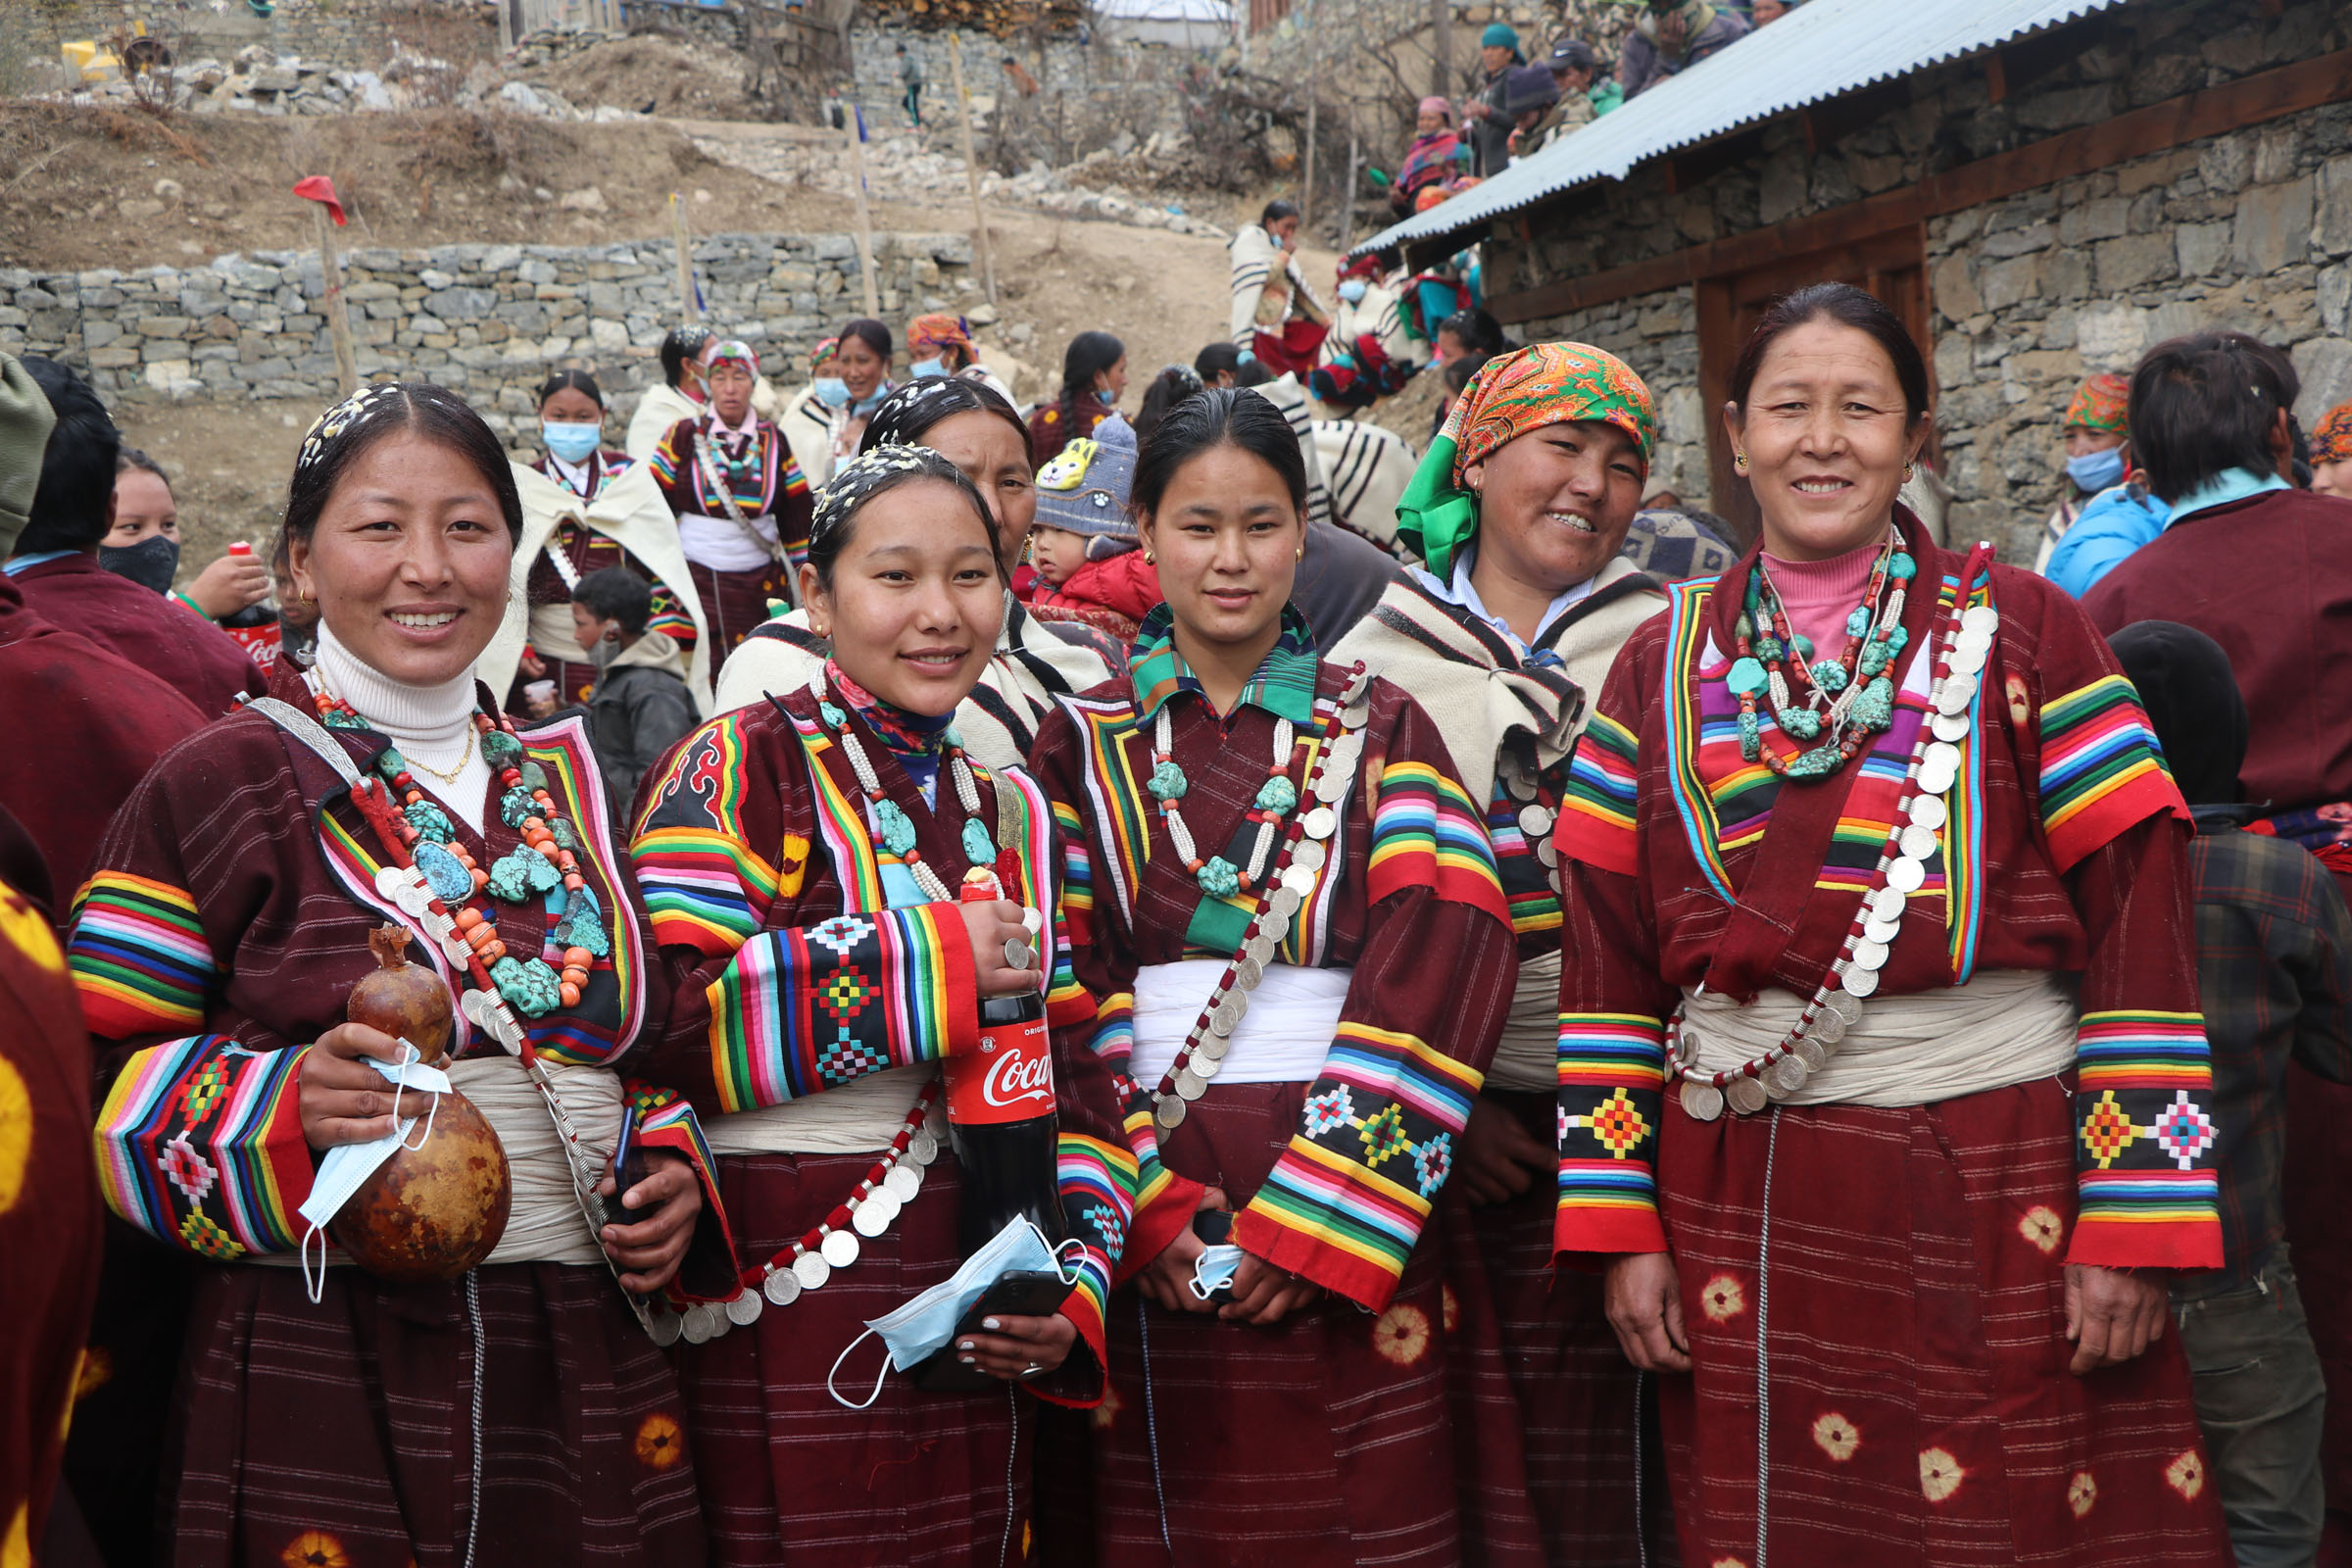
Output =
[{"x1": 1753, "y1": 535, "x2": 1885, "y2": 658}]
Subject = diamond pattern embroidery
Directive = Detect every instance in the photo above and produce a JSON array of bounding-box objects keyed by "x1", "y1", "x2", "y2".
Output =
[
  {"x1": 2152, "y1": 1092, "x2": 2218, "y2": 1171},
  {"x1": 159, "y1": 1133, "x2": 216, "y2": 1202},
  {"x1": 182, "y1": 1055, "x2": 230, "y2": 1123},
  {"x1": 1413, "y1": 1133, "x2": 1453, "y2": 1197},
  {"x1": 1584, "y1": 1088, "x2": 1651, "y2": 1158},
  {"x1": 1356, "y1": 1103, "x2": 1411, "y2": 1167},
  {"x1": 2080, "y1": 1090, "x2": 2140, "y2": 1169},
  {"x1": 808, "y1": 914, "x2": 876, "y2": 957},
  {"x1": 816, "y1": 968, "x2": 875, "y2": 1022},
  {"x1": 178, "y1": 1209, "x2": 245, "y2": 1260},
  {"x1": 1302, "y1": 1086, "x2": 1355, "y2": 1137},
  {"x1": 817, "y1": 1040, "x2": 889, "y2": 1084}
]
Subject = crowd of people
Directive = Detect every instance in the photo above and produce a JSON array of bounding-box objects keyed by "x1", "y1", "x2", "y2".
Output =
[{"x1": 5, "y1": 160, "x2": 2352, "y2": 1568}]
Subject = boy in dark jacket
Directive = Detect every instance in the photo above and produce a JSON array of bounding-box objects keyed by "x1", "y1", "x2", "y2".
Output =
[
  {"x1": 2110, "y1": 618, "x2": 2352, "y2": 1568},
  {"x1": 570, "y1": 566, "x2": 698, "y2": 812}
]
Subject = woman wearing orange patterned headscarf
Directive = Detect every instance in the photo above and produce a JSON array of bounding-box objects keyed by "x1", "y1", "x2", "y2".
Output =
[
  {"x1": 2310, "y1": 400, "x2": 2352, "y2": 499},
  {"x1": 906, "y1": 311, "x2": 1017, "y2": 410},
  {"x1": 2034, "y1": 370, "x2": 2135, "y2": 574}
]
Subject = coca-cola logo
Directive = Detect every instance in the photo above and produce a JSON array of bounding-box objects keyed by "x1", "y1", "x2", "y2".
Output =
[{"x1": 983, "y1": 1042, "x2": 1054, "y2": 1108}]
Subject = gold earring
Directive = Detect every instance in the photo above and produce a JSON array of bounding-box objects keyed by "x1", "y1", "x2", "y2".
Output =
[
  {"x1": 1904, "y1": 461, "x2": 1915, "y2": 481},
  {"x1": 1144, "y1": 550, "x2": 1154, "y2": 564},
  {"x1": 1295, "y1": 545, "x2": 1305, "y2": 562},
  {"x1": 1733, "y1": 451, "x2": 1748, "y2": 470}
]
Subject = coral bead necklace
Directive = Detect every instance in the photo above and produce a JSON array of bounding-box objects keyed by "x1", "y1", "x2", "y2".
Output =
[{"x1": 1726, "y1": 523, "x2": 1913, "y2": 781}]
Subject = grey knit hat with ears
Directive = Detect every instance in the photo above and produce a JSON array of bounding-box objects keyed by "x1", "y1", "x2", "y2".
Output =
[
  {"x1": 1033, "y1": 413, "x2": 1137, "y2": 545},
  {"x1": 0, "y1": 354, "x2": 58, "y2": 559}
]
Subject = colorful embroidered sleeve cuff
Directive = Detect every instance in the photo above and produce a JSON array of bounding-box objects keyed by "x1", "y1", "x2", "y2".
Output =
[
  {"x1": 624, "y1": 1079, "x2": 745, "y2": 1292},
  {"x1": 1553, "y1": 1011, "x2": 1669, "y2": 1256},
  {"x1": 699, "y1": 905, "x2": 980, "y2": 1114},
  {"x1": 1039, "y1": 1130, "x2": 1132, "y2": 1407},
  {"x1": 2069, "y1": 1009, "x2": 2224, "y2": 1269},
  {"x1": 632, "y1": 826, "x2": 784, "y2": 956},
  {"x1": 2037, "y1": 675, "x2": 2188, "y2": 873},
  {"x1": 1235, "y1": 1023, "x2": 1483, "y2": 1311},
  {"x1": 1365, "y1": 760, "x2": 1511, "y2": 924},
  {"x1": 95, "y1": 1035, "x2": 313, "y2": 1258}
]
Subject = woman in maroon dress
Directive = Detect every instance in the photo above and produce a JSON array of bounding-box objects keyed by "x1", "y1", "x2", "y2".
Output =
[
  {"x1": 68, "y1": 382, "x2": 719, "y2": 1568},
  {"x1": 629, "y1": 444, "x2": 1135, "y2": 1565},
  {"x1": 1028, "y1": 388, "x2": 1542, "y2": 1565},
  {"x1": 1554, "y1": 285, "x2": 2229, "y2": 1565}
]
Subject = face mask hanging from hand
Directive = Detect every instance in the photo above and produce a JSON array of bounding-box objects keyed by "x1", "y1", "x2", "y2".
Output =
[
  {"x1": 827, "y1": 1216, "x2": 1081, "y2": 1409},
  {"x1": 99, "y1": 534, "x2": 181, "y2": 596},
  {"x1": 295, "y1": 1045, "x2": 448, "y2": 1303},
  {"x1": 542, "y1": 420, "x2": 603, "y2": 465},
  {"x1": 2066, "y1": 446, "x2": 2127, "y2": 494}
]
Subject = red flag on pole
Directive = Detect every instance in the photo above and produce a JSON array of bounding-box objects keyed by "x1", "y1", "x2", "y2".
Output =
[{"x1": 292, "y1": 174, "x2": 346, "y2": 226}]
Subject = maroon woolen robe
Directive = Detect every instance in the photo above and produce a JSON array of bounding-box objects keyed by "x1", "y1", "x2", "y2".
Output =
[{"x1": 12, "y1": 550, "x2": 265, "y2": 719}]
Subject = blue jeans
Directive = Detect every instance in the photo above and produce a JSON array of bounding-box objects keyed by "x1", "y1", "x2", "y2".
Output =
[{"x1": 2174, "y1": 1260, "x2": 2328, "y2": 1567}]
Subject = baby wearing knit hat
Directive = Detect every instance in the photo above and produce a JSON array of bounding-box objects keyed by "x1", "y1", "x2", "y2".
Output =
[{"x1": 1026, "y1": 415, "x2": 1162, "y2": 642}]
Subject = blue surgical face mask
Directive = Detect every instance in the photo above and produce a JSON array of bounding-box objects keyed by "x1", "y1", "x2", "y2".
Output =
[
  {"x1": 908, "y1": 357, "x2": 948, "y2": 379},
  {"x1": 2066, "y1": 445, "x2": 2127, "y2": 494},
  {"x1": 828, "y1": 1215, "x2": 1080, "y2": 1408},
  {"x1": 1337, "y1": 278, "x2": 1370, "y2": 304},
  {"x1": 1190, "y1": 1244, "x2": 1246, "y2": 1300},
  {"x1": 541, "y1": 419, "x2": 602, "y2": 465},
  {"x1": 298, "y1": 1047, "x2": 448, "y2": 1302},
  {"x1": 814, "y1": 376, "x2": 852, "y2": 410},
  {"x1": 1097, "y1": 387, "x2": 1117, "y2": 408}
]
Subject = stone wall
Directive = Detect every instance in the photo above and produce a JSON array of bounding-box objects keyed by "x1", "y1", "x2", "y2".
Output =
[
  {"x1": 849, "y1": 21, "x2": 1201, "y2": 156},
  {"x1": 35, "y1": 0, "x2": 493, "y2": 77},
  {"x1": 1489, "y1": 0, "x2": 2352, "y2": 564},
  {"x1": 0, "y1": 230, "x2": 976, "y2": 436}
]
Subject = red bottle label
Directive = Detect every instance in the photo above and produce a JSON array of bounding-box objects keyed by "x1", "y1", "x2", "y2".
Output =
[{"x1": 946, "y1": 1015, "x2": 1056, "y2": 1125}]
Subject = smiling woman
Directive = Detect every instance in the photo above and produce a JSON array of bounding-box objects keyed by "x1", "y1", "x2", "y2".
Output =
[
  {"x1": 627, "y1": 440, "x2": 1138, "y2": 1564},
  {"x1": 1027, "y1": 387, "x2": 1541, "y2": 1563},
  {"x1": 65, "y1": 380, "x2": 732, "y2": 1568}
]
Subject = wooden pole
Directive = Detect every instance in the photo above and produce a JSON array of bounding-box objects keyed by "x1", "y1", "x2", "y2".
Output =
[
  {"x1": 845, "y1": 104, "x2": 881, "y2": 318},
  {"x1": 670, "y1": 193, "x2": 700, "y2": 320},
  {"x1": 1430, "y1": 0, "x2": 1449, "y2": 96},
  {"x1": 947, "y1": 34, "x2": 999, "y2": 306},
  {"x1": 314, "y1": 204, "x2": 358, "y2": 395},
  {"x1": 1340, "y1": 128, "x2": 1359, "y2": 254},
  {"x1": 1302, "y1": 90, "x2": 1318, "y2": 233}
]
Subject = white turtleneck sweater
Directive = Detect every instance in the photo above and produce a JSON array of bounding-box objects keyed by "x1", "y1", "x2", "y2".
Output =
[{"x1": 309, "y1": 620, "x2": 494, "y2": 833}]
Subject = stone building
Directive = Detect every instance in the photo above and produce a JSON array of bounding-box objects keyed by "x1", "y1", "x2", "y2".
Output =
[{"x1": 1355, "y1": 0, "x2": 2352, "y2": 563}]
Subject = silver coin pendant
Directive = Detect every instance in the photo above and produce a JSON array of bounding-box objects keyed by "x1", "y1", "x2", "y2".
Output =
[
  {"x1": 725, "y1": 1289, "x2": 764, "y2": 1327},
  {"x1": 793, "y1": 1251, "x2": 832, "y2": 1291},
  {"x1": 821, "y1": 1229, "x2": 860, "y2": 1269},
  {"x1": 763, "y1": 1268, "x2": 803, "y2": 1306},
  {"x1": 1680, "y1": 1079, "x2": 1725, "y2": 1121}
]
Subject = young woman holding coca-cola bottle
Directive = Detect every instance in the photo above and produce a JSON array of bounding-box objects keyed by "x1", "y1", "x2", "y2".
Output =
[
  {"x1": 631, "y1": 443, "x2": 1134, "y2": 1567},
  {"x1": 1026, "y1": 387, "x2": 1537, "y2": 1565}
]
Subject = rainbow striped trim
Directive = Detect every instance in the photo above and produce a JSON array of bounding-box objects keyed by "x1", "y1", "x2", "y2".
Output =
[
  {"x1": 1234, "y1": 1021, "x2": 1484, "y2": 1310},
  {"x1": 1053, "y1": 800, "x2": 1097, "y2": 938},
  {"x1": 93, "y1": 1035, "x2": 312, "y2": 1257},
  {"x1": 634, "y1": 827, "x2": 782, "y2": 953},
  {"x1": 1553, "y1": 1010, "x2": 1668, "y2": 1255},
  {"x1": 2038, "y1": 674, "x2": 2186, "y2": 871},
  {"x1": 1488, "y1": 775, "x2": 1564, "y2": 936},
  {"x1": 700, "y1": 904, "x2": 977, "y2": 1114},
  {"x1": 1058, "y1": 695, "x2": 1153, "y2": 927},
  {"x1": 1366, "y1": 760, "x2": 1508, "y2": 922},
  {"x1": 69, "y1": 872, "x2": 216, "y2": 1039},
  {"x1": 1055, "y1": 1129, "x2": 1136, "y2": 1379},
  {"x1": 1557, "y1": 710, "x2": 1642, "y2": 879}
]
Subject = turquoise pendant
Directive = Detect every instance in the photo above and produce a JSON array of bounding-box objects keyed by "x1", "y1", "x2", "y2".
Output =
[
  {"x1": 1778, "y1": 707, "x2": 1822, "y2": 741},
  {"x1": 1845, "y1": 607, "x2": 1873, "y2": 637},
  {"x1": 522, "y1": 850, "x2": 562, "y2": 893},
  {"x1": 1888, "y1": 552, "x2": 1917, "y2": 580},
  {"x1": 1147, "y1": 760, "x2": 1188, "y2": 802},
  {"x1": 874, "y1": 799, "x2": 918, "y2": 858},
  {"x1": 322, "y1": 708, "x2": 371, "y2": 731},
  {"x1": 499, "y1": 787, "x2": 538, "y2": 829},
  {"x1": 414, "y1": 841, "x2": 474, "y2": 905},
  {"x1": 482, "y1": 730, "x2": 523, "y2": 768},
  {"x1": 1196, "y1": 857, "x2": 1240, "y2": 897},
  {"x1": 554, "y1": 884, "x2": 612, "y2": 957},
  {"x1": 1849, "y1": 675, "x2": 1896, "y2": 730},
  {"x1": 819, "y1": 701, "x2": 846, "y2": 730},
  {"x1": 484, "y1": 848, "x2": 537, "y2": 903},
  {"x1": 960, "y1": 817, "x2": 997, "y2": 865},
  {"x1": 1790, "y1": 635, "x2": 1814, "y2": 660},
  {"x1": 1814, "y1": 662, "x2": 1849, "y2": 694},
  {"x1": 1858, "y1": 639, "x2": 1892, "y2": 677},
  {"x1": 516, "y1": 761, "x2": 550, "y2": 794},
  {"x1": 1737, "y1": 710, "x2": 1761, "y2": 760},
  {"x1": 404, "y1": 801, "x2": 455, "y2": 844},
  {"x1": 490, "y1": 955, "x2": 565, "y2": 1017},
  {"x1": 1727, "y1": 657, "x2": 1767, "y2": 698},
  {"x1": 1785, "y1": 744, "x2": 1845, "y2": 779},
  {"x1": 550, "y1": 815, "x2": 580, "y2": 852},
  {"x1": 1255, "y1": 776, "x2": 1298, "y2": 814},
  {"x1": 376, "y1": 748, "x2": 408, "y2": 778}
]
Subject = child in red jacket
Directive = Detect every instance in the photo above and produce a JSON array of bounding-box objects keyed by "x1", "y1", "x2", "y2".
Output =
[{"x1": 1026, "y1": 414, "x2": 1160, "y2": 644}]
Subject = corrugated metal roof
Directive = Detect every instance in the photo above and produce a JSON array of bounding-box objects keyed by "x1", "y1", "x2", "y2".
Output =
[{"x1": 1351, "y1": 0, "x2": 2133, "y2": 257}]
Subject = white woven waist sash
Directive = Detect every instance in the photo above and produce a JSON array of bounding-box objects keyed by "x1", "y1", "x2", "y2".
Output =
[
  {"x1": 676, "y1": 511, "x2": 777, "y2": 572},
  {"x1": 1133, "y1": 960, "x2": 1351, "y2": 1087},
  {"x1": 259, "y1": 1054, "x2": 620, "y2": 1270},
  {"x1": 1680, "y1": 968, "x2": 2079, "y2": 1108},
  {"x1": 703, "y1": 1063, "x2": 938, "y2": 1157},
  {"x1": 1486, "y1": 949, "x2": 1561, "y2": 1094}
]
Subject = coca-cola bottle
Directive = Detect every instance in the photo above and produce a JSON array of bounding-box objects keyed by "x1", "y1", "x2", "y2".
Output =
[
  {"x1": 948, "y1": 870, "x2": 1064, "y2": 1257},
  {"x1": 217, "y1": 541, "x2": 284, "y2": 673}
]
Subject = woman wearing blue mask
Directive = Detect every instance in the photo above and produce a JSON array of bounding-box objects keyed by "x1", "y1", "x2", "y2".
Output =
[
  {"x1": 824, "y1": 318, "x2": 898, "y2": 467},
  {"x1": 514, "y1": 368, "x2": 706, "y2": 713},
  {"x1": 1026, "y1": 329, "x2": 1126, "y2": 466},
  {"x1": 777, "y1": 336, "x2": 845, "y2": 493},
  {"x1": 908, "y1": 311, "x2": 1017, "y2": 409},
  {"x1": 2034, "y1": 371, "x2": 2137, "y2": 575},
  {"x1": 631, "y1": 444, "x2": 1133, "y2": 1565}
]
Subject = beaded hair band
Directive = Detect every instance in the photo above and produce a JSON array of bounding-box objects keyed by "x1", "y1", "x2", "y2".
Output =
[{"x1": 295, "y1": 382, "x2": 407, "y2": 476}]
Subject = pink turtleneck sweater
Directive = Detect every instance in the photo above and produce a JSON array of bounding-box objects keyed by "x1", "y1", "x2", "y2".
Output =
[{"x1": 1758, "y1": 538, "x2": 1884, "y2": 658}]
